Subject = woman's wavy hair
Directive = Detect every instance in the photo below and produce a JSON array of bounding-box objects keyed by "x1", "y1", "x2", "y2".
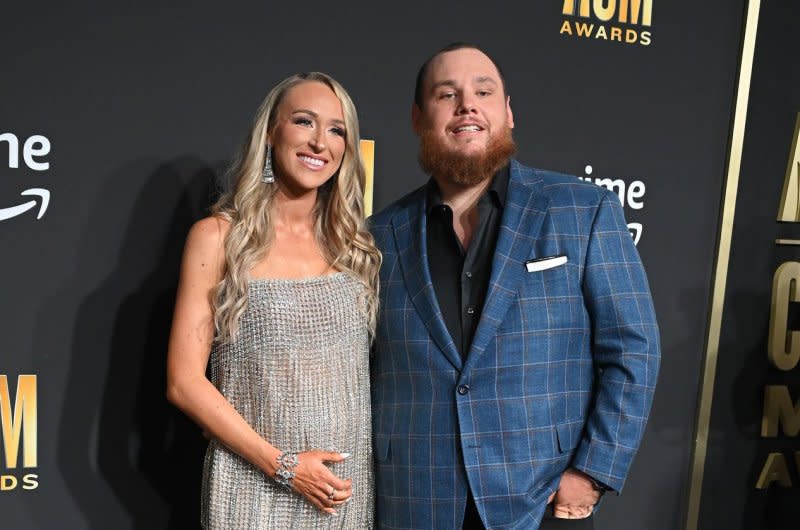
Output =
[{"x1": 211, "y1": 72, "x2": 381, "y2": 342}]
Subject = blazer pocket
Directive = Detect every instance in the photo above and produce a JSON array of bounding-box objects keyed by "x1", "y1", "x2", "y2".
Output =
[
  {"x1": 555, "y1": 421, "x2": 584, "y2": 454},
  {"x1": 525, "y1": 254, "x2": 568, "y2": 273}
]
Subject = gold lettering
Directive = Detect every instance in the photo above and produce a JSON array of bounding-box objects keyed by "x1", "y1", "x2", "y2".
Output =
[
  {"x1": 768, "y1": 262, "x2": 800, "y2": 370},
  {"x1": 563, "y1": 0, "x2": 591, "y2": 17},
  {"x1": 618, "y1": 0, "x2": 653, "y2": 26},
  {"x1": 593, "y1": 0, "x2": 616, "y2": 21},
  {"x1": 776, "y1": 113, "x2": 800, "y2": 222},
  {"x1": 560, "y1": 20, "x2": 574, "y2": 35},
  {"x1": 359, "y1": 140, "x2": 374, "y2": 217},
  {"x1": 755, "y1": 453, "x2": 793, "y2": 489},
  {"x1": 610, "y1": 26, "x2": 623, "y2": 41},
  {"x1": 640, "y1": 31, "x2": 652, "y2": 45},
  {"x1": 0, "y1": 474, "x2": 18, "y2": 491},
  {"x1": 576, "y1": 22, "x2": 595, "y2": 37},
  {"x1": 595, "y1": 25, "x2": 608, "y2": 39},
  {"x1": 0, "y1": 375, "x2": 37, "y2": 468},
  {"x1": 625, "y1": 28, "x2": 638, "y2": 43},
  {"x1": 761, "y1": 385, "x2": 800, "y2": 437},
  {"x1": 22, "y1": 473, "x2": 38, "y2": 490}
]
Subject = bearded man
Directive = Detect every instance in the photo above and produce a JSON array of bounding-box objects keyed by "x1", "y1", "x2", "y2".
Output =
[{"x1": 369, "y1": 43, "x2": 660, "y2": 530}]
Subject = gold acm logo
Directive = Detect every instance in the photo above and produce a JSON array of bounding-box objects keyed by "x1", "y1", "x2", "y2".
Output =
[
  {"x1": 759, "y1": 114, "x2": 800, "y2": 489},
  {"x1": 0, "y1": 374, "x2": 38, "y2": 491},
  {"x1": 560, "y1": 0, "x2": 653, "y2": 47}
]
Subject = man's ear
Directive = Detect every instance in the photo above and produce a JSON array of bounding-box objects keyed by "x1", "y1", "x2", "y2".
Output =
[
  {"x1": 506, "y1": 96, "x2": 515, "y2": 129},
  {"x1": 411, "y1": 103, "x2": 422, "y2": 136}
]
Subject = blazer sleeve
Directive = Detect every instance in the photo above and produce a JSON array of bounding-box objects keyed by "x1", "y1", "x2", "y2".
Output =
[{"x1": 570, "y1": 190, "x2": 661, "y2": 493}]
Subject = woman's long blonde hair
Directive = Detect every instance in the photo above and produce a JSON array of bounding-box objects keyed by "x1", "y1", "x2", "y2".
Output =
[{"x1": 211, "y1": 72, "x2": 381, "y2": 342}]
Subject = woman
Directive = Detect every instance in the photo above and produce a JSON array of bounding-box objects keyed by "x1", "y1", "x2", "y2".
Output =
[{"x1": 166, "y1": 72, "x2": 380, "y2": 529}]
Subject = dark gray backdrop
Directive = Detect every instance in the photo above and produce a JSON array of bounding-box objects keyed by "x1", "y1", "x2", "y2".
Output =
[
  {"x1": 700, "y1": 2, "x2": 800, "y2": 529},
  {"x1": 0, "y1": 1, "x2": 749, "y2": 528}
]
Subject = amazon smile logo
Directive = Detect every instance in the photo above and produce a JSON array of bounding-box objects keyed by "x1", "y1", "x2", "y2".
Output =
[{"x1": 1, "y1": 132, "x2": 51, "y2": 222}]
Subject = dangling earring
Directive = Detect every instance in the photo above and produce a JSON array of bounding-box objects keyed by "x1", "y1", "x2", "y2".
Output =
[{"x1": 262, "y1": 144, "x2": 275, "y2": 183}]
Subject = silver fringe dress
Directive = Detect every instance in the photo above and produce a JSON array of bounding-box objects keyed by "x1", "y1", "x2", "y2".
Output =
[{"x1": 201, "y1": 273, "x2": 374, "y2": 529}]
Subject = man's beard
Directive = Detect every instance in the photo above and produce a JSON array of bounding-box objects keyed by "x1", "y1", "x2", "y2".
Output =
[{"x1": 418, "y1": 126, "x2": 517, "y2": 187}]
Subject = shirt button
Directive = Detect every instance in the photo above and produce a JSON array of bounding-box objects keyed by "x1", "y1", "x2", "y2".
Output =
[
  {"x1": 465, "y1": 271, "x2": 473, "y2": 279},
  {"x1": 457, "y1": 384, "x2": 470, "y2": 395},
  {"x1": 466, "y1": 306, "x2": 475, "y2": 315}
]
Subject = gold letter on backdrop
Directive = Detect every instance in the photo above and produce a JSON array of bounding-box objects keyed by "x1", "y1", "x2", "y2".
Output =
[
  {"x1": 769, "y1": 262, "x2": 800, "y2": 370},
  {"x1": 776, "y1": 113, "x2": 800, "y2": 222},
  {"x1": 359, "y1": 140, "x2": 374, "y2": 217},
  {"x1": 593, "y1": 0, "x2": 616, "y2": 22},
  {"x1": 755, "y1": 453, "x2": 793, "y2": 489},
  {"x1": 618, "y1": 0, "x2": 653, "y2": 26},
  {"x1": 0, "y1": 375, "x2": 37, "y2": 468},
  {"x1": 563, "y1": 0, "x2": 591, "y2": 17},
  {"x1": 761, "y1": 385, "x2": 800, "y2": 437}
]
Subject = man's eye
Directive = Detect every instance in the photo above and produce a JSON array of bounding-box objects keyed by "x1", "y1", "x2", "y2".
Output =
[
  {"x1": 439, "y1": 92, "x2": 456, "y2": 100},
  {"x1": 477, "y1": 90, "x2": 491, "y2": 97}
]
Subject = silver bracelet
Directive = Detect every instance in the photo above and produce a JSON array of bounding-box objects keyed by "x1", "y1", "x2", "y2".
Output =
[{"x1": 274, "y1": 451, "x2": 299, "y2": 490}]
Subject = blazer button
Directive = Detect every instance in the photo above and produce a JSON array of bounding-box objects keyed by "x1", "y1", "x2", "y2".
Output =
[{"x1": 457, "y1": 384, "x2": 470, "y2": 395}]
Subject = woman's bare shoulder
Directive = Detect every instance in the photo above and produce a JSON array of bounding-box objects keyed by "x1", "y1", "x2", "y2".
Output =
[
  {"x1": 187, "y1": 215, "x2": 230, "y2": 247},
  {"x1": 182, "y1": 215, "x2": 232, "y2": 274}
]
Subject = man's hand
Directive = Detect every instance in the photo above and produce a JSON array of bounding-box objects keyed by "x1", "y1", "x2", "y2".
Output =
[{"x1": 546, "y1": 468, "x2": 601, "y2": 519}]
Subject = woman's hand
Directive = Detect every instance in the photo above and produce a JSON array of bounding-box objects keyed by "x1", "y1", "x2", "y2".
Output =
[{"x1": 288, "y1": 450, "x2": 352, "y2": 514}]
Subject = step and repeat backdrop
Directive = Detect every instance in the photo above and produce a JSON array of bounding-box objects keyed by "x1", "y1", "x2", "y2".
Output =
[
  {"x1": 698, "y1": 2, "x2": 800, "y2": 530},
  {"x1": 2, "y1": 1, "x2": 793, "y2": 529}
]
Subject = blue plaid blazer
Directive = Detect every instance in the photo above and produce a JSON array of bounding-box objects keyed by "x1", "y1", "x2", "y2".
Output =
[{"x1": 369, "y1": 160, "x2": 660, "y2": 530}]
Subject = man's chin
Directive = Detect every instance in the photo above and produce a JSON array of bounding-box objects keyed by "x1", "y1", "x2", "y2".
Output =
[
  {"x1": 447, "y1": 143, "x2": 487, "y2": 158},
  {"x1": 419, "y1": 128, "x2": 517, "y2": 187}
]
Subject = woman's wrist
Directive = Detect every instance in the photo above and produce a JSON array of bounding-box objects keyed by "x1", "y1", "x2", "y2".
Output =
[{"x1": 260, "y1": 445, "x2": 282, "y2": 478}]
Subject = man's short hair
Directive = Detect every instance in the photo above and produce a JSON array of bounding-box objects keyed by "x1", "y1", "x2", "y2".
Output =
[{"x1": 413, "y1": 42, "x2": 508, "y2": 108}]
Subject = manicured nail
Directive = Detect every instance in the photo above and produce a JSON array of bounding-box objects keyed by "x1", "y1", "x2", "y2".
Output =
[
  {"x1": 330, "y1": 510, "x2": 338, "y2": 516},
  {"x1": 340, "y1": 452, "x2": 351, "y2": 459}
]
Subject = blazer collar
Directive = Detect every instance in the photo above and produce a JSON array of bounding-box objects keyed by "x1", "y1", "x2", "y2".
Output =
[
  {"x1": 391, "y1": 190, "x2": 463, "y2": 370},
  {"x1": 463, "y1": 160, "x2": 551, "y2": 370},
  {"x1": 390, "y1": 160, "x2": 550, "y2": 372}
]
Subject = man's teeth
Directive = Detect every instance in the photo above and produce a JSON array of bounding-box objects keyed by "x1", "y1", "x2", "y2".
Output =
[
  {"x1": 299, "y1": 155, "x2": 324, "y2": 167},
  {"x1": 455, "y1": 125, "x2": 481, "y2": 132}
]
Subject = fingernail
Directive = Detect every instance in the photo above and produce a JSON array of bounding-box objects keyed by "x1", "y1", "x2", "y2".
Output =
[
  {"x1": 340, "y1": 452, "x2": 351, "y2": 459},
  {"x1": 330, "y1": 510, "x2": 338, "y2": 516}
]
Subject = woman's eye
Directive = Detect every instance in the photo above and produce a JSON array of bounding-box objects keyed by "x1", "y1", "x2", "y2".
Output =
[
  {"x1": 294, "y1": 117, "x2": 313, "y2": 127},
  {"x1": 330, "y1": 127, "x2": 346, "y2": 137}
]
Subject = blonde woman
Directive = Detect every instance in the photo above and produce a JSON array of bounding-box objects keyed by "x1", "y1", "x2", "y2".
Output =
[{"x1": 166, "y1": 72, "x2": 380, "y2": 529}]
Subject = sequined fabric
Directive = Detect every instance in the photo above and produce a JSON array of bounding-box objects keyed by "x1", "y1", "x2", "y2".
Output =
[{"x1": 201, "y1": 272, "x2": 374, "y2": 529}]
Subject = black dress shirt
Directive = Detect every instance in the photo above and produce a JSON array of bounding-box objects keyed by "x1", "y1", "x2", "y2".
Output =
[{"x1": 426, "y1": 166, "x2": 509, "y2": 360}]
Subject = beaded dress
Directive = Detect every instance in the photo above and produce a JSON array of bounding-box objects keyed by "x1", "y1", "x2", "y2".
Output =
[{"x1": 201, "y1": 272, "x2": 374, "y2": 529}]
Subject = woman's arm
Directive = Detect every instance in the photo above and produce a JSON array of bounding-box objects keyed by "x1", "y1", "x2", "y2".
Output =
[{"x1": 165, "y1": 217, "x2": 350, "y2": 514}]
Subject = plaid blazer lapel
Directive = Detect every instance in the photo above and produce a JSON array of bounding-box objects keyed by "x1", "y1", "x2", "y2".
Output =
[
  {"x1": 392, "y1": 195, "x2": 463, "y2": 370},
  {"x1": 465, "y1": 162, "x2": 551, "y2": 368}
]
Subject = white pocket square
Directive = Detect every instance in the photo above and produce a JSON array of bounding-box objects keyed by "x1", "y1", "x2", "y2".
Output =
[{"x1": 525, "y1": 254, "x2": 568, "y2": 272}]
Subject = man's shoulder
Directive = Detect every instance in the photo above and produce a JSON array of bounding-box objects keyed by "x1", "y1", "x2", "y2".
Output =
[
  {"x1": 368, "y1": 185, "x2": 426, "y2": 229},
  {"x1": 512, "y1": 160, "x2": 610, "y2": 207}
]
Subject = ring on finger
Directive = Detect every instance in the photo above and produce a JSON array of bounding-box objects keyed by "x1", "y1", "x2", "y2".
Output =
[{"x1": 328, "y1": 487, "x2": 336, "y2": 500}]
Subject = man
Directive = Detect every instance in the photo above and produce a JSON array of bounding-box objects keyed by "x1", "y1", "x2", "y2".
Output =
[{"x1": 369, "y1": 43, "x2": 660, "y2": 530}]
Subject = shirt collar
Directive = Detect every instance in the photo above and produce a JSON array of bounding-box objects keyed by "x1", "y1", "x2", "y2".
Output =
[{"x1": 426, "y1": 164, "x2": 510, "y2": 213}]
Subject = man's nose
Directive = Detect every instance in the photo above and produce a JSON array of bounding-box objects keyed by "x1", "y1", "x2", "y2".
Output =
[{"x1": 457, "y1": 93, "x2": 478, "y2": 114}]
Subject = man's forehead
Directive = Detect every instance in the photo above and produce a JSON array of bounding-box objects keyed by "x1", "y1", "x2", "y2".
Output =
[{"x1": 427, "y1": 49, "x2": 501, "y2": 84}]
